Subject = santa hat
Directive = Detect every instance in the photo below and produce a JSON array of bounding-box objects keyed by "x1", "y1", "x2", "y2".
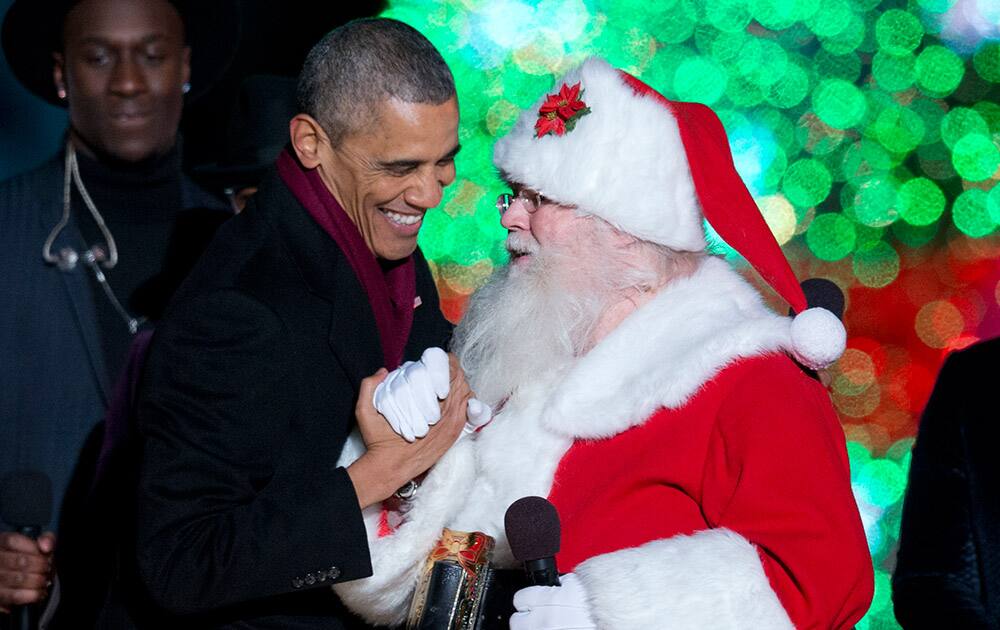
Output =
[{"x1": 493, "y1": 57, "x2": 846, "y2": 370}]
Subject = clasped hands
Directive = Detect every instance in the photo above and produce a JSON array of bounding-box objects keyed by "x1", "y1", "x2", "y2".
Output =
[
  {"x1": 373, "y1": 347, "x2": 492, "y2": 441},
  {"x1": 349, "y1": 349, "x2": 486, "y2": 509}
]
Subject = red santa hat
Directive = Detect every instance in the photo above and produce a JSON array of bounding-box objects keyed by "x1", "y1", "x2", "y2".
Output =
[{"x1": 493, "y1": 57, "x2": 846, "y2": 370}]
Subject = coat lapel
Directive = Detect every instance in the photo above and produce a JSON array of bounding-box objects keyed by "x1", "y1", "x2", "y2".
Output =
[{"x1": 268, "y1": 174, "x2": 383, "y2": 388}]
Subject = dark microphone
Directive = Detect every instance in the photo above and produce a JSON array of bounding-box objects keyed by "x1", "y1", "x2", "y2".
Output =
[
  {"x1": 1, "y1": 470, "x2": 53, "y2": 630},
  {"x1": 504, "y1": 496, "x2": 561, "y2": 587}
]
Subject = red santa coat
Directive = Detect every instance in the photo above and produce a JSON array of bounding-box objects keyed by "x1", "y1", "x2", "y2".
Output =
[{"x1": 334, "y1": 258, "x2": 874, "y2": 629}]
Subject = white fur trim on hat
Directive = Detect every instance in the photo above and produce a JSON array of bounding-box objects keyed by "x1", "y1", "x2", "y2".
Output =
[
  {"x1": 493, "y1": 57, "x2": 706, "y2": 252},
  {"x1": 790, "y1": 307, "x2": 847, "y2": 370}
]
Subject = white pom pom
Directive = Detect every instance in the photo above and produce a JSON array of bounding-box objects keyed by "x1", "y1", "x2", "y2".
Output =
[{"x1": 790, "y1": 307, "x2": 846, "y2": 370}]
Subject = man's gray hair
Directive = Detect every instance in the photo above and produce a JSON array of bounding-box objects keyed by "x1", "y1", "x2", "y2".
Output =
[{"x1": 297, "y1": 18, "x2": 456, "y2": 145}]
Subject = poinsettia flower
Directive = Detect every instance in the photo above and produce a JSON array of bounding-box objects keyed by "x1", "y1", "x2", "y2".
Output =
[
  {"x1": 535, "y1": 111, "x2": 566, "y2": 137},
  {"x1": 539, "y1": 82, "x2": 585, "y2": 120},
  {"x1": 534, "y1": 82, "x2": 590, "y2": 137}
]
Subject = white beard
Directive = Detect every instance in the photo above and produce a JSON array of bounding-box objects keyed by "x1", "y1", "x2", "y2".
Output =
[{"x1": 452, "y1": 230, "x2": 645, "y2": 407}]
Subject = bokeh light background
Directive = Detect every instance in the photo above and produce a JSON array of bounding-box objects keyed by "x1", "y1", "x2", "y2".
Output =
[{"x1": 381, "y1": 0, "x2": 1000, "y2": 626}]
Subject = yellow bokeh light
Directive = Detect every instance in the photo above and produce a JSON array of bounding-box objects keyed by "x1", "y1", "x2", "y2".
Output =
[
  {"x1": 757, "y1": 194, "x2": 798, "y2": 245},
  {"x1": 914, "y1": 300, "x2": 965, "y2": 348}
]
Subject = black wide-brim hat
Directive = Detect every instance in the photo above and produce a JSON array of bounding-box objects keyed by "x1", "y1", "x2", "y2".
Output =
[
  {"x1": 194, "y1": 74, "x2": 299, "y2": 190},
  {"x1": 1, "y1": 0, "x2": 241, "y2": 106}
]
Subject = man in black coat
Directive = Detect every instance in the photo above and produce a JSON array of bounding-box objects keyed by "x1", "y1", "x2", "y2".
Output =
[
  {"x1": 134, "y1": 19, "x2": 471, "y2": 628},
  {"x1": 893, "y1": 336, "x2": 1000, "y2": 628},
  {"x1": 0, "y1": 0, "x2": 235, "y2": 619}
]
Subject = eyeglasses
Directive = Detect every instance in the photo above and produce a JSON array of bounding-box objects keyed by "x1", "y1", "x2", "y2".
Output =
[{"x1": 496, "y1": 187, "x2": 551, "y2": 216}]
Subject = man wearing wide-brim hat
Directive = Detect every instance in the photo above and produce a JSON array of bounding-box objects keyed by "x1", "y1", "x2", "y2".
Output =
[{"x1": 0, "y1": 0, "x2": 237, "y2": 622}]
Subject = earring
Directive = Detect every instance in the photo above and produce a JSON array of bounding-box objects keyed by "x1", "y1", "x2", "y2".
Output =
[
  {"x1": 57, "y1": 87, "x2": 67, "y2": 100},
  {"x1": 182, "y1": 82, "x2": 191, "y2": 94}
]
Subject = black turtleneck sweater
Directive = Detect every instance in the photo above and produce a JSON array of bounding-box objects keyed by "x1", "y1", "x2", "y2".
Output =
[{"x1": 73, "y1": 146, "x2": 185, "y2": 383}]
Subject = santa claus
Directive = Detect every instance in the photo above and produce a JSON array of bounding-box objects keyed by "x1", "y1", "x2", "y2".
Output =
[{"x1": 335, "y1": 56, "x2": 874, "y2": 629}]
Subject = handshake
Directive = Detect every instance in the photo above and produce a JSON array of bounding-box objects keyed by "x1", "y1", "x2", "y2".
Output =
[{"x1": 373, "y1": 348, "x2": 492, "y2": 442}]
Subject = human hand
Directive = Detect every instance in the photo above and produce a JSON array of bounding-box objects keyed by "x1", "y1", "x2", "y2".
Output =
[
  {"x1": 373, "y1": 347, "x2": 451, "y2": 442},
  {"x1": 510, "y1": 573, "x2": 597, "y2": 630},
  {"x1": 349, "y1": 359, "x2": 472, "y2": 508},
  {"x1": 0, "y1": 531, "x2": 55, "y2": 614}
]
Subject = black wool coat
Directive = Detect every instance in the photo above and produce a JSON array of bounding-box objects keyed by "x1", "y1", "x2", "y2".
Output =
[
  {"x1": 894, "y1": 337, "x2": 1000, "y2": 629},
  {"x1": 133, "y1": 170, "x2": 453, "y2": 629}
]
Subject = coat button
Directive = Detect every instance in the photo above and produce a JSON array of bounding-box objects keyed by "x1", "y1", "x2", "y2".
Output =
[
  {"x1": 291, "y1": 577, "x2": 304, "y2": 589},
  {"x1": 328, "y1": 566, "x2": 341, "y2": 580}
]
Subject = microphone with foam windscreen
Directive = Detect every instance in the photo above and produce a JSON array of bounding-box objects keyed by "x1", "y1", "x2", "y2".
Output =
[
  {"x1": 504, "y1": 496, "x2": 561, "y2": 587},
  {"x1": 1, "y1": 470, "x2": 53, "y2": 630}
]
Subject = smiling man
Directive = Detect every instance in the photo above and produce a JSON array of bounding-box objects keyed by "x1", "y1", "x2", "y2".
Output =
[{"x1": 132, "y1": 18, "x2": 470, "y2": 628}]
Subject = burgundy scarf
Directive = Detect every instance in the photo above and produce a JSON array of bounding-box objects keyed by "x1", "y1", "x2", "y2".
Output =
[{"x1": 277, "y1": 150, "x2": 415, "y2": 369}]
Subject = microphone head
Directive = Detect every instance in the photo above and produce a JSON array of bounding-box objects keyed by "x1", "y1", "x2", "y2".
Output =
[
  {"x1": 0, "y1": 470, "x2": 52, "y2": 529},
  {"x1": 505, "y1": 496, "x2": 561, "y2": 562}
]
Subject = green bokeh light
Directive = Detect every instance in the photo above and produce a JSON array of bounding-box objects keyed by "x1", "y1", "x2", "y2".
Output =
[
  {"x1": 813, "y1": 78, "x2": 867, "y2": 129},
  {"x1": 815, "y1": 49, "x2": 862, "y2": 82},
  {"x1": 820, "y1": 12, "x2": 867, "y2": 55},
  {"x1": 807, "y1": 212, "x2": 857, "y2": 260},
  {"x1": 951, "y1": 134, "x2": 1000, "y2": 182},
  {"x1": 973, "y1": 42, "x2": 1000, "y2": 83},
  {"x1": 674, "y1": 56, "x2": 729, "y2": 104},
  {"x1": 705, "y1": 0, "x2": 752, "y2": 33},
  {"x1": 875, "y1": 9, "x2": 924, "y2": 55},
  {"x1": 726, "y1": 73, "x2": 766, "y2": 107},
  {"x1": 915, "y1": 45, "x2": 965, "y2": 96},
  {"x1": 952, "y1": 188, "x2": 996, "y2": 237},
  {"x1": 972, "y1": 102, "x2": 1000, "y2": 134},
  {"x1": 897, "y1": 177, "x2": 946, "y2": 226},
  {"x1": 940, "y1": 107, "x2": 989, "y2": 149},
  {"x1": 852, "y1": 175, "x2": 899, "y2": 227},
  {"x1": 873, "y1": 106, "x2": 925, "y2": 154},
  {"x1": 753, "y1": 0, "x2": 817, "y2": 31},
  {"x1": 860, "y1": 459, "x2": 907, "y2": 507},
  {"x1": 988, "y1": 185, "x2": 1000, "y2": 225},
  {"x1": 910, "y1": 97, "x2": 946, "y2": 145},
  {"x1": 872, "y1": 51, "x2": 916, "y2": 91},
  {"x1": 806, "y1": 0, "x2": 854, "y2": 38},
  {"x1": 783, "y1": 158, "x2": 833, "y2": 208},
  {"x1": 767, "y1": 61, "x2": 811, "y2": 108}
]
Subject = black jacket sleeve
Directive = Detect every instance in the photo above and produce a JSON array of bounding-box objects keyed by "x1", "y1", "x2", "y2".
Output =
[
  {"x1": 135, "y1": 289, "x2": 372, "y2": 616},
  {"x1": 892, "y1": 350, "x2": 992, "y2": 629}
]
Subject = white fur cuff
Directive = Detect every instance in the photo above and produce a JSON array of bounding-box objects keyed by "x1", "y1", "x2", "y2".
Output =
[
  {"x1": 332, "y1": 439, "x2": 477, "y2": 627},
  {"x1": 573, "y1": 529, "x2": 794, "y2": 630}
]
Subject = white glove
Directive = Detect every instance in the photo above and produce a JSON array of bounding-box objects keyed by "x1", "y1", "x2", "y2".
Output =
[
  {"x1": 373, "y1": 347, "x2": 450, "y2": 442},
  {"x1": 510, "y1": 573, "x2": 597, "y2": 630}
]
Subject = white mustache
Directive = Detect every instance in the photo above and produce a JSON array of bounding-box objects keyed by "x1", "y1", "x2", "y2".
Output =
[{"x1": 505, "y1": 233, "x2": 540, "y2": 256}]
